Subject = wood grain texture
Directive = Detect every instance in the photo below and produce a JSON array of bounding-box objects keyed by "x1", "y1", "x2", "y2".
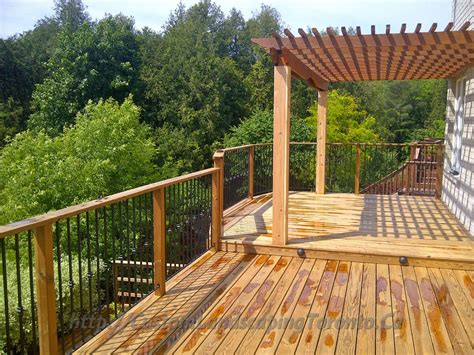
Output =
[
  {"x1": 272, "y1": 65, "x2": 291, "y2": 246},
  {"x1": 75, "y1": 252, "x2": 473, "y2": 354},
  {"x1": 252, "y1": 25, "x2": 474, "y2": 82},
  {"x1": 222, "y1": 192, "x2": 474, "y2": 269},
  {"x1": 316, "y1": 90, "x2": 328, "y2": 195}
]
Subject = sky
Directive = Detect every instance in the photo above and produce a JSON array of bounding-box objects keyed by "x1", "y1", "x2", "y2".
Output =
[{"x1": 0, "y1": 0, "x2": 453, "y2": 38}]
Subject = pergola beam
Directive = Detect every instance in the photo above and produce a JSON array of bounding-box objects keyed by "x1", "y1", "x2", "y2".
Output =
[{"x1": 270, "y1": 48, "x2": 329, "y2": 91}]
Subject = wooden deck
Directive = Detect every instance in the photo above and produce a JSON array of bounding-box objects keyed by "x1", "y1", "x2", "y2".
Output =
[
  {"x1": 222, "y1": 193, "x2": 474, "y2": 270},
  {"x1": 77, "y1": 250, "x2": 473, "y2": 354}
]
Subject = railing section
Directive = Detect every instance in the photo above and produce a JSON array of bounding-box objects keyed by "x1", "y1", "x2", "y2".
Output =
[
  {"x1": 0, "y1": 168, "x2": 221, "y2": 354},
  {"x1": 219, "y1": 142, "x2": 445, "y2": 206}
]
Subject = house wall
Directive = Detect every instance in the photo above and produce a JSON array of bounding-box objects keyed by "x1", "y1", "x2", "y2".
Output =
[
  {"x1": 452, "y1": 0, "x2": 473, "y2": 29},
  {"x1": 442, "y1": 1, "x2": 474, "y2": 235}
]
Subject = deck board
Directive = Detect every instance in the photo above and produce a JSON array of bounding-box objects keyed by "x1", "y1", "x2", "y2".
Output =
[
  {"x1": 222, "y1": 193, "x2": 474, "y2": 268},
  {"x1": 76, "y1": 251, "x2": 473, "y2": 354}
]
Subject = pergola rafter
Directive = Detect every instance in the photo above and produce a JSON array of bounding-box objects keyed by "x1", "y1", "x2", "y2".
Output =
[
  {"x1": 253, "y1": 21, "x2": 474, "y2": 82},
  {"x1": 252, "y1": 22, "x2": 474, "y2": 246}
]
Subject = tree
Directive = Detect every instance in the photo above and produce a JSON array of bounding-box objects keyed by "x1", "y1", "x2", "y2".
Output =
[
  {"x1": 29, "y1": 15, "x2": 141, "y2": 134},
  {"x1": 0, "y1": 97, "x2": 156, "y2": 225},
  {"x1": 140, "y1": 1, "x2": 248, "y2": 171},
  {"x1": 307, "y1": 90, "x2": 379, "y2": 143},
  {"x1": 223, "y1": 110, "x2": 315, "y2": 146},
  {"x1": 53, "y1": 0, "x2": 91, "y2": 31}
]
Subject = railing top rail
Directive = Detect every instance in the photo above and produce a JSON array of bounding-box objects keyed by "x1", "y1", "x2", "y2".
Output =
[
  {"x1": 219, "y1": 143, "x2": 273, "y2": 153},
  {"x1": 218, "y1": 141, "x2": 444, "y2": 152},
  {"x1": 0, "y1": 167, "x2": 219, "y2": 238}
]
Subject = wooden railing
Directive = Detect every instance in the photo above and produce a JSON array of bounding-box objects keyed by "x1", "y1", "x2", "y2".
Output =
[
  {"x1": 218, "y1": 141, "x2": 445, "y2": 205},
  {"x1": 0, "y1": 140, "x2": 445, "y2": 353},
  {"x1": 0, "y1": 167, "x2": 223, "y2": 354}
]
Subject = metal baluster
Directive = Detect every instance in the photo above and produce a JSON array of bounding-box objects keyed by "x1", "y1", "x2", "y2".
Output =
[
  {"x1": 66, "y1": 218, "x2": 76, "y2": 349},
  {"x1": 1, "y1": 238, "x2": 11, "y2": 352},
  {"x1": 27, "y1": 231, "x2": 38, "y2": 353},
  {"x1": 55, "y1": 223, "x2": 66, "y2": 354},
  {"x1": 76, "y1": 215, "x2": 85, "y2": 343},
  {"x1": 14, "y1": 234, "x2": 25, "y2": 351}
]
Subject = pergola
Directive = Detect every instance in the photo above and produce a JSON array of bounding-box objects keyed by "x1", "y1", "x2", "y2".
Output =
[{"x1": 252, "y1": 22, "x2": 474, "y2": 246}]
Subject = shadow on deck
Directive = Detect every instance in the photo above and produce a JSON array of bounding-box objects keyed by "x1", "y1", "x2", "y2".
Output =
[{"x1": 222, "y1": 192, "x2": 474, "y2": 270}]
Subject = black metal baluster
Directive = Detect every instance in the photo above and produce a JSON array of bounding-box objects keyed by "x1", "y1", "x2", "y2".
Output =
[
  {"x1": 118, "y1": 201, "x2": 124, "y2": 312},
  {"x1": 125, "y1": 199, "x2": 132, "y2": 309},
  {"x1": 76, "y1": 215, "x2": 85, "y2": 343},
  {"x1": 144, "y1": 193, "x2": 151, "y2": 295},
  {"x1": 1, "y1": 238, "x2": 11, "y2": 353},
  {"x1": 132, "y1": 197, "x2": 139, "y2": 304},
  {"x1": 103, "y1": 207, "x2": 110, "y2": 322},
  {"x1": 94, "y1": 210, "x2": 100, "y2": 317},
  {"x1": 137, "y1": 195, "x2": 144, "y2": 297},
  {"x1": 149, "y1": 193, "x2": 155, "y2": 292},
  {"x1": 85, "y1": 212, "x2": 93, "y2": 322},
  {"x1": 55, "y1": 222, "x2": 66, "y2": 354},
  {"x1": 14, "y1": 234, "x2": 25, "y2": 351},
  {"x1": 111, "y1": 205, "x2": 117, "y2": 317},
  {"x1": 27, "y1": 231, "x2": 37, "y2": 353},
  {"x1": 66, "y1": 218, "x2": 76, "y2": 349}
]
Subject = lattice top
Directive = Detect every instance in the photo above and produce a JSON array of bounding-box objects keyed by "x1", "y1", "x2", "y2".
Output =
[{"x1": 252, "y1": 22, "x2": 474, "y2": 90}]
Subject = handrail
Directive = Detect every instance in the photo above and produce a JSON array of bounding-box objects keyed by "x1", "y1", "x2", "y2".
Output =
[
  {"x1": 0, "y1": 167, "x2": 219, "y2": 238},
  {"x1": 219, "y1": 141, "x2": 444, "y2": 199},
  {"x1": 0, "y1": 165, "x2": 223, "y2": 353}
]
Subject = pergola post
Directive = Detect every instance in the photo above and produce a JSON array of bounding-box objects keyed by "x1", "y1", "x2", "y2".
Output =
[
  {"x1": 272, "y1": 65, "x2": 291, "y2": 246},
  {"x1": 316, "y1": 90, "x2": 328, "y2": 194}
]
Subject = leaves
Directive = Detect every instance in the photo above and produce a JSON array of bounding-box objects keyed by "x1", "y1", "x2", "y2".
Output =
[{"x1": 0, "y1": 97, "x2": 156, "y2": 225}]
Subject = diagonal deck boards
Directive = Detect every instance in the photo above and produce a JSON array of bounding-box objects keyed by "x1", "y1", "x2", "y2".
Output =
[{"x1": 76, "y1": 251, "x2": 473, "y2": 354}]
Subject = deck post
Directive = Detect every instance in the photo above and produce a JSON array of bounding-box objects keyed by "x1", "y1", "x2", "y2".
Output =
[
  {"x1": 355, "y1": 143, "x2": 361, "y2": 194},
  {"x1": 272, "y1": 65, "x2": 291, "y2": 246},
  {"x1": 34, "y1": 224, "x2": 58, "y2": 355},
  {"x1": 153, "y1": 188, "x2": 166, "y2": 296},
  {"x1": 435, "y1": 144, "x2": 445, "y2": 199},
  {"x1": 212, "y1": 150, "x2": 224, "y2": 250},
  {"x1": 316, "y1": 90, "x2": 328, "y2": 194},
  {"x1": 248, "y1": 145, "x2": 255, "y2": 199}
]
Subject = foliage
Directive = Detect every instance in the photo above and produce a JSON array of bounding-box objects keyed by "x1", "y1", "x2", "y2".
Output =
[
  {"x1": 0, "y1": 97, "x2": 156, "y2": 225},
  {"x1": 333, "y1": 80, "x2": 447, "y2": 142},
  {"x1": 0, "y1": 246, "x2": 100, "y2": 352},
  {"x1": 29, "y1": 15, "x2": 141, "y2": 134},
  {"x1": 0, "y1": 98, "x2": 24, "y2": 147},
  {"x1": 307, "y1": 90, "x2": 380, "y2": 143},
  {"x1": 223, "y1": 110, "x2": 315, "y2": 146}
]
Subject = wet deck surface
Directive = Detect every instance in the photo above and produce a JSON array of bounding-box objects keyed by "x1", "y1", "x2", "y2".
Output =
[
  {"x1": 77, "y1": 251, "x2": 473, "y2": 354},
  {"x1": 222, "y1": 193, "x2": 474, "y2": 267}
]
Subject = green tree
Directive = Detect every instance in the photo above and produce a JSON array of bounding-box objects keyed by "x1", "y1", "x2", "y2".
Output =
[
  {"x1": 307, "y1": 90, "x2": 379, "y2": 143},
  {"x1": 0, "y1": 97, "x2": 156, "y2": 225},
  {"x1": 29, "y1": 15, "x2": 141, "y2": 134},
  {"x1": 223, "y1": 110, "x2": 315, "y2": 146},
  {"x1": 140, "y1": 1, "x2": 248, "y2": 171}
]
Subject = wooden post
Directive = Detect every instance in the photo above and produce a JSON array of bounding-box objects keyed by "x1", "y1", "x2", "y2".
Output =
[
  {"x1": 35, "y1": 224, "x2": 58, "y2": 355},
  {"x1": 272, "y1": 65, "x2": 291, "y2": 246},
  {"x1": 316, "y1": 90, "x2": 328, "y2": 194},
  {"x1": 212, "y1": 150, "x2": 224, "y2": 250},
  {"x1": 354, "y1": 144, "x2": 361, "y2": 194},
  {"x1": 248, "y1": 145, "x2": 255, "y2": 199},
  {"x1": 435, "y1": 144, "x2": 445, "y2": 199},
  {"x1": 153, "y1": 188, "x2": 166, "y2": 296}
]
